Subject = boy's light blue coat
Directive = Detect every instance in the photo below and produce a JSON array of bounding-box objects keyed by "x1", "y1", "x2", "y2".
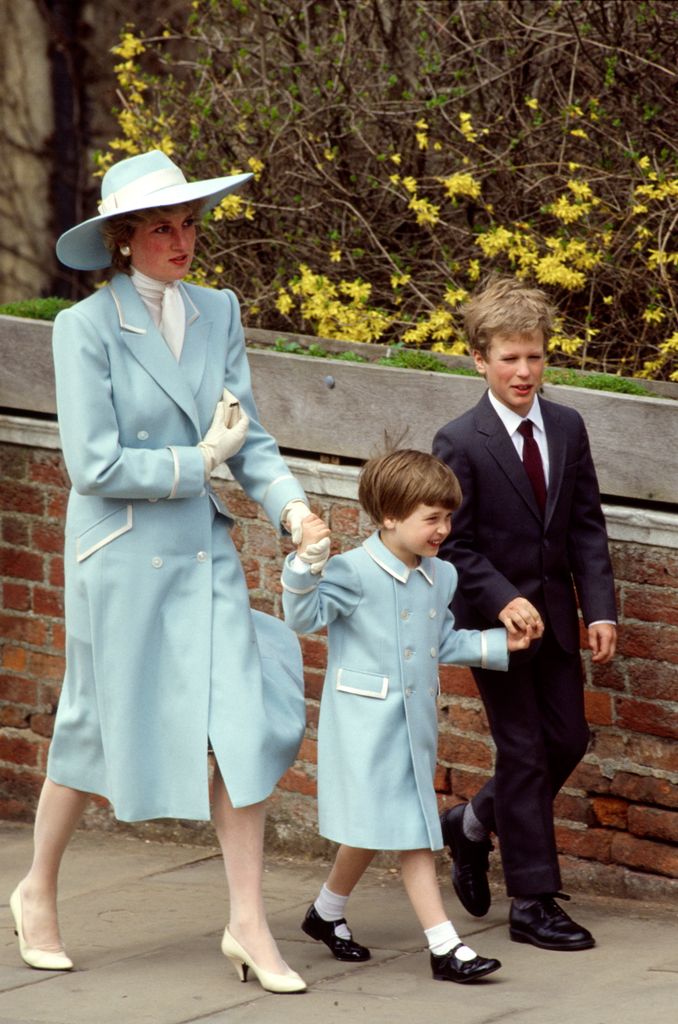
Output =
[
  {"x1": 282, "y1": 532, "x2": 508, "y2": 850},
  {"x1": 47, "y1": 274, "x2": 306, "y2": 821}
]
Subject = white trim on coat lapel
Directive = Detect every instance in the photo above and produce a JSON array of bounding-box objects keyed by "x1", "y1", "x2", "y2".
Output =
[{"x1": 108, "y1": 275, "x2": 203, "y2": 437}]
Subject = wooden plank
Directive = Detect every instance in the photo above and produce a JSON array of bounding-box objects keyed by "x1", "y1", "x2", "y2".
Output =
[{"x1": 2, "y1": 316, "x2": 677, "y2": 505}]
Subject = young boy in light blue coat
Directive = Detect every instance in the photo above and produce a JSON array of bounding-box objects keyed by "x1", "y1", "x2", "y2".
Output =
[{"x1": 282, "y1": 450, "x2": 540, "y2": 984}]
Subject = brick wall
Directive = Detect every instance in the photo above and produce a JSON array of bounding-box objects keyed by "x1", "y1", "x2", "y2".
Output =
[{"x1": 1, "y1": 437, "x2": 677, "y2": 899}]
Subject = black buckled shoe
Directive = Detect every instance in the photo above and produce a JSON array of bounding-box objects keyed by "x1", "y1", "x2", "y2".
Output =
[
  {"x1": 509, "y1": 893, "x2": 595, "y2": 951},
  {"x1": 431, "y1": 943, "x2": 501, "y2": 983},
  {"x1": 301, "y1": 905, "x2": 371, "y2": 962},
  {"x1": 440, "y1": 804, "x2": 493, "y2": 918}
]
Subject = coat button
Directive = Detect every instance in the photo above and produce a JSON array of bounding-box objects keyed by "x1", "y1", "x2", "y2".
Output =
[
  {"x1": 400, "y1": 609, "x2": 410, "y2": 620},
  {"x1": 430, "y1": 647, "x2": 438, "y2": 657},
  {"x1": 151, "y1": 556, "x2": 163, "y2": 568},
  {"x1": 405, "y1": 687, "x2": 413, "y2": 697},
  {"x1": 137, "y1": 430, "x2": 149, "y2": 440},
  {"x1": 404, "y1": 648, "x2": 413, "y2": 660},
  {"x1": 429, "y1": 608, "x2": 437, "y2": 618},
  {"x1": 196, "y1": 550, "x2": 208, "y2": 562}
]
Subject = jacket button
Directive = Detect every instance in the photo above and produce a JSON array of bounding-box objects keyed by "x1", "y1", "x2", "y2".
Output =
[
  {"x1": 430, "y1": 647, "x2": 437, "y2": 657},
  {"x1": 405, "y1": 687, "x2": 413, "y2": 697},
  {"x1": 137, "y1": 430, "x2": 149, "y2": 440},
  {"x1": 400, "y1": 609, "x2": 410, "y2": 620},
  {"x1": 197, "y1": 551, "x2": 208, "y2": 562},
  {"x1": 404, "y1": 648, "x2": 413, "y2": 660},
  {"x1": 151, "y1": 556, "x2": 163, "y2": 568},
  {"x1": 429, "y1": 608, "x2": 437, "y2": 618}
]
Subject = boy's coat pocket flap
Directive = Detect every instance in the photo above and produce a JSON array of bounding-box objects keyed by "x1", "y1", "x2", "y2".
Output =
[
  {"x1": 336, "y1": 667, "x2": 389, "y2": 699},
  {"x1": 76, "y1": 505, "x2": 133, "y2": 563}
]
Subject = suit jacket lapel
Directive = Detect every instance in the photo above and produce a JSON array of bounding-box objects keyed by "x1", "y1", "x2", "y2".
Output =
[
  {"x1": 541, "y1": 399, "x2": 566, "y2": 528},
  {"x1": 475, "y1": 391, "x2": 543, "y2": 520},
  {"x1": 108, "y1": 275, "x2": 202, "y2": 436}
]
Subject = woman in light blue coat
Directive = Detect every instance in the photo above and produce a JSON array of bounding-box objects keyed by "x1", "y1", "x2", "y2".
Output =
[{"x1": 9, "y1": 151, "x2": 327, "y2": 993}]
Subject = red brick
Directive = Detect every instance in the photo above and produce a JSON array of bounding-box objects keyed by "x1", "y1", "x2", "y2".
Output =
[
  {"x1": 0, "y1": 706, "x2": 29, "y2": 727},
  {"x1": 297, "y1": 737, "x2": 317, "y2": 765},
  {"x1": 554, "y1": 791, "x2": 592, "y2": 825},
  {"x1": 439, "y1": 664, "x2": 477, "y2": 697},
  {"x1": 622, "y1": 583, "x2": 678, "y2": 626},
  {"x1": 588, "y1": 659, "x2": 626, "y2": 692},
  {"x1": 45, "y1": 490, "x2": 68, "y2": 518},
  {"x1": 240, "y1": 556, "x2": 261, "y2": 588},
  {"x1": 0, "y1": 448, "x2": 28, "y2": 481},
  {"x1": 628, "y1": 806, "x2": 678, "y2": 844},
  {"x1": 305, "y1": 703, "x2": 319, "y2": 730},
  {"x1": 277, "y1": 766, "x2": 317, "y2": 797},
  {"x1": 0, "y1": 799, "x2": 33, "y2": 823},
  {"x1": 28, "y1": 455, "x2": 68, "y2": 488},
  {"x1": 32, "y1": 587, "x2": 64, "y2": 618},
  {"x1": 0, "y1": 481, "x2": 45, "y2": 516},
  {"x1": 591, "y1": 796, "x2": 629, "y2": 829},
  {"x1": 48, "y1": 556, "x2": 64, "y2": 588},
  {"x1": 2, "y1": 582, "x2": 31, "y2": 611},
  {"x1": 1, "y1": 517, "x2": 30, "y2": 546},
  {"x1": 2, "y1": 646, "x2": 26, "y2": 671},
  {"x1": 299, "y1": 635, "x2": 328, "y2": 671},
  {"x1": 608, "y1": 772, "x2": 678, "y2": 809},
  {"x1": 249, "y1": 594, "x2": 275, "y2": 615},
  {"x1": 0, "y1": 763, "x2": 45, "y2": 799},
  {"x1": 555, "y1": 824, "x2": 613, "y2": 863},
  {"x1": 434, "y1": 764, "x2": 451, "y2": 794},
  {"x1": 438, "y1": 732, "x2": 494, "y2": 770},
  {"x1": 0, "y1": 547, "x2": 44, "y2": 582},
  {"x1": 630, "y1": 662, "x2": 678, "y2": 702},
  {"x1": 0, "y1": 733, "x2": 42, "y2": 767},
  {"x1": 330, "y1": 506, "x2": 360, "y2": 535},
  {"x1": 0, "y1": 613, "x2": 46, "y2": 646},
  {"x1": 610, "y1": 832, "x2": 678, "y2": 877},
  {"x1": 29, "y1": 713, "x2": 55, "y2": 738},
  {"x1": 31, "y1": 523, "x2": 64, "y2": 554},
  {"x1": 226, "y1": 492, "x2": 260, "y2": 519},
  {"x1": 617, "y1": 622, "x2": 678, "y2": 664},
  {"x1": 445, "y1": 701, "x2": 490, "y2": 735},
  {"x1": 303, "y1": 670, "x2": 324, "y2": 702},
  {"x1": 584, "y1": 690, "x2": 613, "y2": 726},
  {"x1": 0, "y1": 675, "x2": 39, "y2": 705},
  {"x1": 242, "y1": 523, "x2": 281, "y2": 559},
  {"x1": 25, "y1": 652, "x2": 65, "y2": 681},
  {"x1": 263, "y1": 563, "x2": 283, "y2": 595},
  {"x1": 612, "y1": 545, "x2": 678, "y2": 587},
  {"x1": 449, "y1": 767, "x2": 492, "y2": 801},
  {"x1": 626, "y1": 733, "x2": 678, "y2": 773},
  {"x1": 51, "y1": 623, "x2": 66, "y2": 651},
  {"x1": 615, "y1": 696, "x2": 678, "y2": 741}
]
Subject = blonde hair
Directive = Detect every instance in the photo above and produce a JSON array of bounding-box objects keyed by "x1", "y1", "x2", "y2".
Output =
[
  {"x1": 358, "y1": 449, "x2": 462, "y2": 525},
  {"x1": 464, "y1": 276, "x2": 555, "y2": 357},
  {"x1": 100, "y1": 201, "x2": 205, "y2": 274}
]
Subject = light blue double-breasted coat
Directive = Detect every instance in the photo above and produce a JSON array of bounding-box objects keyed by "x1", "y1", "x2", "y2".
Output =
[
  {"x1": 47, "y1": 274, "x2": 307, "y2": 821},
  {"x1": 282, "y1": 533, "x2": 509, "y2": 850}
]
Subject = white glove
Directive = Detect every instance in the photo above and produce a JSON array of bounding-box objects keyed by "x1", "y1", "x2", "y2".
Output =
[
  {"x1": 198, "y1": 388, "x2": 249, "y2": 478},
  {"x1": 284, "y1": 500, "x2": 330, "y2": 574}
]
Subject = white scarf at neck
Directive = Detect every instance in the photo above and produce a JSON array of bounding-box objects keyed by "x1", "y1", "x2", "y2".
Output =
[{"x1": 131, "y1": 267, "x2": 186, "y2": 361}]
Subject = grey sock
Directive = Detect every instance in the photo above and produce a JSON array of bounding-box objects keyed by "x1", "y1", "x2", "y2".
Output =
[{"x1": 462, "y1": 802, "x2": 489, "y2": 843}]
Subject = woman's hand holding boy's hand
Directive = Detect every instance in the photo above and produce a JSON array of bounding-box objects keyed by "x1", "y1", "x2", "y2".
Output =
[{"x1": 297, "y1": 513, "x2": 331, "y2": 575}]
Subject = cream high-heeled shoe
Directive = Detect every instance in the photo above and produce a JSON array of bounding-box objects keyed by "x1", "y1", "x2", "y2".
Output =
[
  {"x1": 9, "y1": 885, "x2": 74, "y2": 971},
  {"x1": 221, "y1": 926, "x2": 306, "y2": 994}
]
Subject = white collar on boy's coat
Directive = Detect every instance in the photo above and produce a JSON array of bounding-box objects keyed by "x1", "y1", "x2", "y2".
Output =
[{"x1": 362, "y1": 531, "x2": 435, "y2": 585}]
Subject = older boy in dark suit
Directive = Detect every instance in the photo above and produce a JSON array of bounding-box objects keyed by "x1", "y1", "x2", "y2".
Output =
[{"x1": 433, "y1": 277, "x2": 617, "y2": 951}]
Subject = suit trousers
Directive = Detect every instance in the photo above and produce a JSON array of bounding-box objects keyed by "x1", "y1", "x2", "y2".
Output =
[{"x1": 469, "y1": 629, "x2": 590, "y2": 897}]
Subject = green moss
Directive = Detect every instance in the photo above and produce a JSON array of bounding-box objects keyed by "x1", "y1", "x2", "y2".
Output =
[
  {"x1": 0, "y1": 297, "x2": 74, "y2": 321},
  {"x1": 544, "y1": 368, "x2": 652, "y2": 396}
]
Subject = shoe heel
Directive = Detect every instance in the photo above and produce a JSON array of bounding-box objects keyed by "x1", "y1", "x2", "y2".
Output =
[{"x1": 226, "y1": 955, "x2": 248, "y2": 983}]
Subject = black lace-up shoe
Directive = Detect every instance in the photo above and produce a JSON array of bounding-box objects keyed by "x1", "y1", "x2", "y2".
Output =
[
  {"x1": 509, "y1": 893, "x2": 595, "y2": 950},
  {"x1": 430, "y1": 943, "x2": 501, "y2": 983},
  {"x1": 301, "y1": 905, "x2": 371, "y2": 962},
  {"x1": 440, "y1": 804, "x2": 493, "y2": 917}
]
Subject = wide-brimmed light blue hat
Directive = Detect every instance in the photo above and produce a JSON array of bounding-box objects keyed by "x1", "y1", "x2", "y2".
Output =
[{"x1": 56, "y1": 150, "x2": 253, "y2": 270}]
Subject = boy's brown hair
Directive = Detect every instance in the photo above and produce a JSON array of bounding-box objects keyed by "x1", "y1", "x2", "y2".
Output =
[
  {"x1": 464, "y1": 276, "x2": 556, "y2": 357},
  {"x1": 359, "y1": 449, "x2": 462, "y2": 525},
  {"x1": 101, "y1": 201, "x2": 205, "y2": 274}
]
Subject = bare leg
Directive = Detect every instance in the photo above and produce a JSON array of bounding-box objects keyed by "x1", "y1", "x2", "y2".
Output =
[
  {"x1": 326, "y1": 845, "x2": 377, "y2": 897},
  {"x1": 18, "y1": 779, "x2": 88, "y2": 951},
  {"x1": 399, "y1": 849, "x2": 449, "y2": 930},
  {"x1": 212, "y1": 766, "x2": 292, "y2": 976}
]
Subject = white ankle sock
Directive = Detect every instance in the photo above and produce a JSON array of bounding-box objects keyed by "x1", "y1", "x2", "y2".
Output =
[
  {"x1": 314, "y1": 884, "x2": 351, "y2": 940},
  {"x1": 425, "y1": 920, "x2": 476, "y2": 961}
]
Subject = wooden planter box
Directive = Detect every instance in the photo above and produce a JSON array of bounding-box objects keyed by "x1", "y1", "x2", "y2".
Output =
[{"x1": 1, "y1": 314, "x2": 677, "y2": 506}]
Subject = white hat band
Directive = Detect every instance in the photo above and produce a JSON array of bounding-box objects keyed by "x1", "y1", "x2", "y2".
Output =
[{"x1": 97, "y1": 166, "x2": 187, "y2": 215}]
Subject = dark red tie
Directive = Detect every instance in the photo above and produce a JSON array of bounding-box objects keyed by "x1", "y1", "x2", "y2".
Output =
[{"x1": 518, "y1": 419, "x2": 547, "y2": 513}]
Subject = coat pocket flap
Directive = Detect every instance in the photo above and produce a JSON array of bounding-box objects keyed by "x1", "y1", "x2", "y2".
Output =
[
  {"x1": 336, "y1": 667, "x2": 389, "y2": 699},
  {"x1": 76, "y1": 504, "x2": 133, "y2": 563}
]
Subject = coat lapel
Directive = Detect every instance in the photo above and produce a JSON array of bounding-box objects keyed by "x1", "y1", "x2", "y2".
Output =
[
  {"x1": 475, "y1": 391, "x2": 543, "y2": 520},
  {"x1": 108, "y1": 275, "x2": 203, "y2": 436},
  {"x1": 178, "y1": 287, "x2": 210, "y2": 398},
  {"x1": 540, "y1": 399, "x2": 566, "y2": 528}
]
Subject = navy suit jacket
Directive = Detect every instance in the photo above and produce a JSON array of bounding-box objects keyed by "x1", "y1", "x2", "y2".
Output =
[{"x1": 433, "y1": 391, "x2": 617, "y2": 656}]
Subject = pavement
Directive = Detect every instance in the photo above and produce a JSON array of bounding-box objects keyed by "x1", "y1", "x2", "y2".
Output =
[{"x1": 0, "y1": 823, "x2": 676, "y2": 1024}]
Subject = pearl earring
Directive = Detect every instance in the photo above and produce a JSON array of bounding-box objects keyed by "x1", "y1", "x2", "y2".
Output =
[{"x1": 120, "y1": 244, "x2": 131, "y2": 256}]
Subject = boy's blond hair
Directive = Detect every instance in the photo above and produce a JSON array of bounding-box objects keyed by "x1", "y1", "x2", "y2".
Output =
[
  {"x1": 359, "y1": 449, "x2": 462, "y2": 525},
  {"x1": 464, "y1": 277, "x2": 555, "y2": 357}
]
